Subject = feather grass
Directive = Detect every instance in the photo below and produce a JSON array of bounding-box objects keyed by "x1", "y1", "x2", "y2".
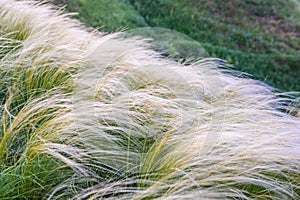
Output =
[{"x1": 0, "y1": 0, "x2": 299, "y2": 199}]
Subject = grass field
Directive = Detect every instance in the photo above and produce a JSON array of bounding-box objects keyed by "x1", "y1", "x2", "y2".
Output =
[{"x1": 54, "y1": 0, "x2": 300, "y2": 92}]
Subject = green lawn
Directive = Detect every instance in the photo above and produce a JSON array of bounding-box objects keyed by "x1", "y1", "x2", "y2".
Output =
[{"x1": 54, "y1": 0, "x2": 300, "y2": 91}]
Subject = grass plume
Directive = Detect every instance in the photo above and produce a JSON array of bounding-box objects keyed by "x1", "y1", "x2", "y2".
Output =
[{"x1": 0, "y1": 1, "x2": 299, "y2": 199}]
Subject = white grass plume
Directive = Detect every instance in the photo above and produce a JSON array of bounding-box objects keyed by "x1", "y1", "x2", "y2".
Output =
[{"x1": 0, "y1": 1, "x2": 299, "y2": 199}]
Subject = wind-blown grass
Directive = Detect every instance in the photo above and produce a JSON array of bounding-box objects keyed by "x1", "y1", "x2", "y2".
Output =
[{"x1": 0, "y1": 1, "x2": 299, "y2": 199}]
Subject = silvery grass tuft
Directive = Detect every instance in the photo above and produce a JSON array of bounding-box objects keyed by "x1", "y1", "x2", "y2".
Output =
[{"x1": 0, "y1": 0, "x2": 299, "y2": 199}]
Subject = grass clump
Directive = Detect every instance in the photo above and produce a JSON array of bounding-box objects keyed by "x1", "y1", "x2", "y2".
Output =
[{"x1": 0, "y1": 1, "x2": 300, "y2": 199}]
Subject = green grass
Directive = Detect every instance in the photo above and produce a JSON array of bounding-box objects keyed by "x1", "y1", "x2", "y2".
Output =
[
  {"x1": 64, "y1": 0, "x2": 147, "y2": 31},
  {"x1": 129, "y1": 0, "x2": 299, "y2": 54},
  {"x1": 56, "y1": 0, "x2": 300, "y2": 92}
]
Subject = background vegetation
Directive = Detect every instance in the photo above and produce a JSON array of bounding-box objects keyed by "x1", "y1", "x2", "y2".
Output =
[{"x1": 54, "y1": 0, "x2": 300, "y2": 91}]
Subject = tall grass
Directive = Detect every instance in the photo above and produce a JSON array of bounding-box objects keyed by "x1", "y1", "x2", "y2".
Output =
[{"x1": 0, "y1": 1, "x2": 299, "y2": 199}]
